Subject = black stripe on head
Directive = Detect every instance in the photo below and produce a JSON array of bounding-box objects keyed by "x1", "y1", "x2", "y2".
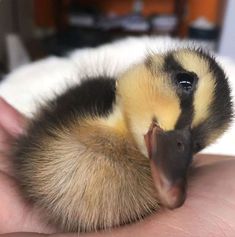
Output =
[
  {"x1": 192, "y1": 50, "x2": 233, "y2": 152},
  {"x1": 163, "y1": 53, "x2": 196, "y2": 129},
  {"x1": 175, "y1": 96, "x2": 194, "y2": 129},
  {"x1": 163, "y1": 53, "x2": 185, "y2": 72}
]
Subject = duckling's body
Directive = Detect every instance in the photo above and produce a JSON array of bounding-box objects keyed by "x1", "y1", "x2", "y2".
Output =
[
  {"x1": 15, "y1": 78, "x2": 157, "y2": 232},
  {"x1": 14, "y1": 49, "x2": 233, "y2": 233}
]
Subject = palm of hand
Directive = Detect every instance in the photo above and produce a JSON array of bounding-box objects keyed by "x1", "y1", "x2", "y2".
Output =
[{"x1": 0, "y1": 98, "x2": 234, "y2": 237}]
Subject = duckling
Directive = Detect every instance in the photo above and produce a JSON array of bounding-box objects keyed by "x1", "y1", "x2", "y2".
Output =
[{"x1": 13, "y1": 48, "x2": 233, "y2": 233}]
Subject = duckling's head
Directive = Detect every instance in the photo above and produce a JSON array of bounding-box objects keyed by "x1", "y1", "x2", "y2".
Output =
[{"x1": 116, "y1": 48, "x2": 233, "y2": 209}]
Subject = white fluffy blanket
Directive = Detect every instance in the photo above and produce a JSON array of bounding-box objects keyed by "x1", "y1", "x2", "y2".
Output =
[{"x1": 0, "y1": 36, "x2": 234, "y2": 155}]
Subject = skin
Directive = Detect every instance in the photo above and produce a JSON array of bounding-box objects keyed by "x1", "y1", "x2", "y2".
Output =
[{"x1": 0, "y1": 97, "x2": 235, "y2": 237}]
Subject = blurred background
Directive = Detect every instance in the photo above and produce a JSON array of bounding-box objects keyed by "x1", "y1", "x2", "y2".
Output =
[{"x1": 0, "y1": 0, "x2": 234, "y2": 77}]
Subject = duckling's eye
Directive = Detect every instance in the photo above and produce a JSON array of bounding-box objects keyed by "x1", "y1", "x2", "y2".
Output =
[{"x1": 176, "y1": 72, "x2": 197, "y2": 92}]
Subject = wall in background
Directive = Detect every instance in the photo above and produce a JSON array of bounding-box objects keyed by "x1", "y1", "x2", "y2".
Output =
[
  {"x1": 187, "y1": 0, "x2": 223, "y2": 24},
  {"x1": 34, "y1": 0, "x2": 225, "y2": 37},
  {"x1": 219, "y1": 0, "x2": 235, "y2": 60},
  {"x1": 34, "y1": 0, "x2": 175, "y2": 27},
  {"x1": 0, "y1": 0, "x2": 14, "y2": 64},
  {"x1": 0, "y1": 0, "x2": 34, "y2": 70},
  {"x1": 78, "y1": 0, "x2": 174, "y2": 16}
]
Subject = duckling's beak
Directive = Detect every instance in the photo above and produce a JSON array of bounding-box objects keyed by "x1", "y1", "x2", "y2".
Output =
[{"x1": 144, "y1": 123, "x2": 193, "y2": 209}]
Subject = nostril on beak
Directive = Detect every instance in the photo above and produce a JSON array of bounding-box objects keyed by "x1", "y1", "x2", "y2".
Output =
[{"x1": 176, "y1": 140, "x2": 184, "y2": 152}]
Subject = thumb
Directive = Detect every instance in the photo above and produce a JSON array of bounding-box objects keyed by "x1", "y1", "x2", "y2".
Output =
[{"x1": 0, "y1": 98, "x2": 27, "y2": 138}]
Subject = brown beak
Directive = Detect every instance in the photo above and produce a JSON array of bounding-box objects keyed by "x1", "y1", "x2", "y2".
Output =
[{"x1": 144, "y1": 123, "x2": 193, "y2": 209}]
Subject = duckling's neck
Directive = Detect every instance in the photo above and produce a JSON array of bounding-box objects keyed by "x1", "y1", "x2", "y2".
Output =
[
  {"x1": 99, "y1": 104, "x2": 128, "y2": 135},
  {"x1": 98, "y1": 102, "x2": 151, "y2": 157},
  {"x1": 73, "y1": 104, "x2": 142, "y2": 161}
]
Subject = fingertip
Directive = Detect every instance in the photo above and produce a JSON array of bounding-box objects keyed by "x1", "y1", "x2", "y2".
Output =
[{"x1": 0, "y1": 97, "x2": 26, "y2": 137}]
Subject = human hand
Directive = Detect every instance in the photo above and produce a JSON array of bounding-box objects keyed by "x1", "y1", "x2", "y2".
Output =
[
  {"x1": 0, "y1": 98, "x2": 234, "y2": 237},
  {"x1": 0, "y1": 98, "x2": 55, "y2": 234}
]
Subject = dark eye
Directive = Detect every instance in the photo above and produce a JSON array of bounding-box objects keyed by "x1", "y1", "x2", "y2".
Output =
[{"x1": 176, "y1": 72, "x2": 197, "y2": 92}]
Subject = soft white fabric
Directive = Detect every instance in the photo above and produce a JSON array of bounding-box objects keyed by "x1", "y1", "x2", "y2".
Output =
[{"x1": 0, "y1": 36, "x2": 234, "y2": 155}]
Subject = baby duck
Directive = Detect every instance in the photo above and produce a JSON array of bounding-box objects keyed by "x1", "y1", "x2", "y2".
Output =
[{"x1": 14, "y1": 48, "x2": 233, "y2": 232}]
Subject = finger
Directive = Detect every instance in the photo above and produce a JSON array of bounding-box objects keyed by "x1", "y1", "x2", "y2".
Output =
[
  {"x1": 0, "y1": 125, "x2": 14, "y2": 175},
  {"x1": 0, "y1": 153, "x2": 12, "y2": 177},
  {"x1": 0, "y1": 98, "x2": 27, "y2": 137},
  {"x1": 193, "y1": 154, "x2": 234, "y2": 167},
  {"x1": 0, "y1": 124, "x2": 12, "y2": 152}
]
